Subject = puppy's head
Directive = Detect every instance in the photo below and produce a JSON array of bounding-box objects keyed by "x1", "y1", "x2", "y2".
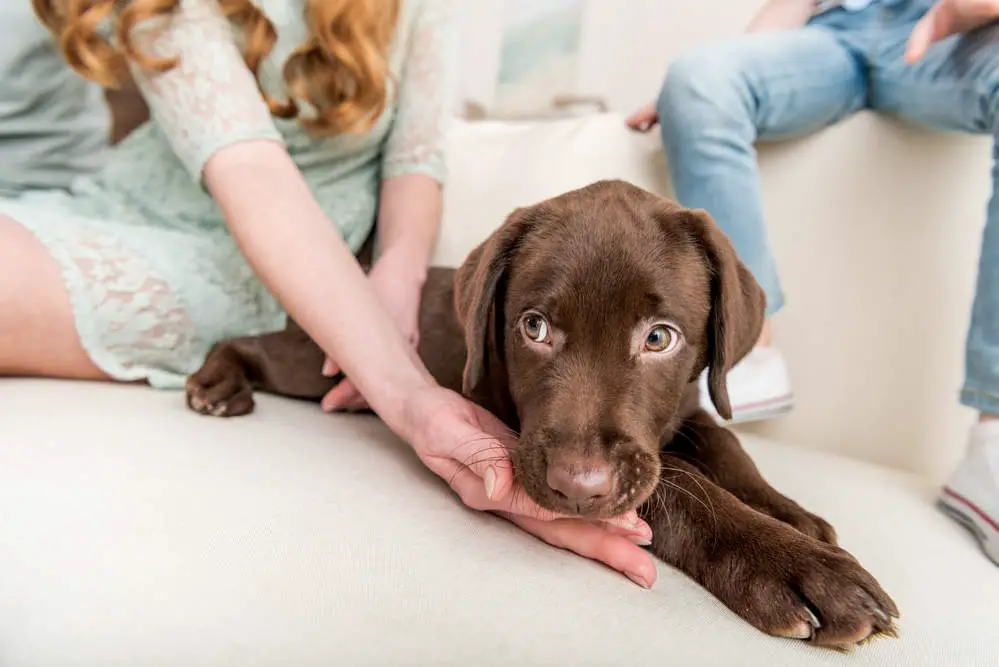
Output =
[{"x1": 454, "y1": 180, "x2": 764, "y2": 518}]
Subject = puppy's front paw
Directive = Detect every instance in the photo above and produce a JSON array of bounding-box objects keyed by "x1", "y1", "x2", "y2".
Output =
[
  {"x1": 717, "y1": 525, "x2": 898, "y2": 650},
  {"x1": 185, "y1": 356, "x2": 254, "y2": 417}
]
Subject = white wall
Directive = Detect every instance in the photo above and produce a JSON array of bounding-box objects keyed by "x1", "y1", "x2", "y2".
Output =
[{"x1": 455, "y1": 0, "x2": 759, "y2": 113}]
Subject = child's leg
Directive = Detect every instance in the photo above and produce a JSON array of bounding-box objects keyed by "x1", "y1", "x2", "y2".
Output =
[
  {"x1": 657, "y1": 27, "x2": 867, "y2": 423},
  {"x1": 658, "y1": 28, "x2": 868, "y2": 318},
  {"x1": 871, "y1": 17, "x2": 999, "y2": 420},
  {"x1": 868, "y1": 5, "x2": 999, "y2": 564}
]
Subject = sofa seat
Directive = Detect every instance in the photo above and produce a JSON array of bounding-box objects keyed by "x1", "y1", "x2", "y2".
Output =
[{"x1": 2, "y1": 379, "x2": 996, "y2": 666}]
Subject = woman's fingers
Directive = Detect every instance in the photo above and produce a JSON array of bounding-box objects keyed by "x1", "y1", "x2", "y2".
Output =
[
  {"x1": 598, "y1": 513, "x2": 653, "y2": 546},
  {"x1": 321, "y1": 357, "x2": 339, "y2": 377},
  {"x1": 321, "y1": 378, "x2": 363, "y2": 412},
  {"x1": 500, "y1": 512, "x2": 658, "y2": 589},
  {"x1": 432, "y1": 458, "x2": 521, "y2": 510},
  {"x1": 341, "y1": 393, "x2": 370, "y2": 412},
  {"x1": 431, "y1": 414, "x2": 517, "y2": 502},
  {"x1": 446, "y1": 463, "x2": 654, "y2": 544}
]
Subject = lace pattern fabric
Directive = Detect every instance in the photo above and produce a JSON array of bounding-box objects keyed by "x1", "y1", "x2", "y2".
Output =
[{"x1": 0, "y1": 0, "x2": 454, "y2": 388}]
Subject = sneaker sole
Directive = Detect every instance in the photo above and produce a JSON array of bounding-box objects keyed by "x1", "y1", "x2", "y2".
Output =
[
  {"x1": 704, "y1": 393, "x2": 795, "y2": 426},
  {"x1": 939, "y1": 487, "x2": 999, "y2": 567}
]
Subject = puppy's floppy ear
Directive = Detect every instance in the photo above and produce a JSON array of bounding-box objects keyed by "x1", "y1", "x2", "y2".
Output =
[
  {"x1": 682, "y1": 207, "x2": 766, "y2": 421},
  {"x1": 453, "y1": 207, "x2": 533, "y2": 395}
]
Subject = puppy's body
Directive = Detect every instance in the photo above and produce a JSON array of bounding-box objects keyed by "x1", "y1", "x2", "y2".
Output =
[{"x1": 186, "y1": 181, "x2": 897, "y2": 649}]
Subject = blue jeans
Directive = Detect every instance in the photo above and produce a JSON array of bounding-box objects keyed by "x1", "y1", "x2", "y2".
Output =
[{"x1": 658, "y1": 0, "x2": 999, "y2": 415}]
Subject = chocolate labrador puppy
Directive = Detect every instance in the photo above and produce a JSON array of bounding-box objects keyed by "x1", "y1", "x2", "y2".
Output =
[{"x1": 186, "y1": 180, "x2": 898, "y2": 649}]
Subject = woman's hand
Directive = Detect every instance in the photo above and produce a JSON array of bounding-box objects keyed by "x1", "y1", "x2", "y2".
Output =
[
  {"x1": 322, "y1": 263, "x2": 659, "y2": 587},
  {"x1": 906, "y1": 0, "x2": 999, "y2": 63},
  {"x1": 321, "y1": 253, "x2": 425, "y2": 412},
  {"x1": 400, "y1": 384, "x2": 659, "y2": 589}
]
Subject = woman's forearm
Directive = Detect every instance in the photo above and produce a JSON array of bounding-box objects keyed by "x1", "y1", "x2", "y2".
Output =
[
  {"x1": 204, "y1": 139, "x2": 434, "y2": 431},
  {"x1": 746, "y1": 0, "x2": 814, "y2": 32},
  {"x1": 374, "y1": 173, "x2": 443, "y2": 279}
]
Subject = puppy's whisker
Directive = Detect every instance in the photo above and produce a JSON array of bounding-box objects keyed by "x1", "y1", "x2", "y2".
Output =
[
  {"x1": 445, "y1": 439, "x2": 517, "y2": 487},
  {"x1": 658, "y1": 466, "x2": 718, "y2": 536}
]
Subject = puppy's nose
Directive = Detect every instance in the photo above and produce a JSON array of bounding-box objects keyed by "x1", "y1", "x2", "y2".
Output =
[{"x1": 546, "y1": 456, "x2": 614, "y2": 506}]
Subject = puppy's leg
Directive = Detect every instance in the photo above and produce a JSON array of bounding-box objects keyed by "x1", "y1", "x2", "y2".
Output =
[
  {"x1": 186, "y1": 319, "x2": 336, "y2": 417},
  {"x1": 640, "y1": 457, "x2": 898, "y2": 649},
  {"x1": 668, "y1": 410, "x2": 837, "y2": 544}
]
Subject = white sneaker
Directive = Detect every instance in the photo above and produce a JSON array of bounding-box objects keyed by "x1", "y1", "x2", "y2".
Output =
[
  {"x1": 939, "y1": 422, "x2": 999, "y2": 566},
  {"x1": 698, "y1": 346, "x2": 795, "y2": 425}
]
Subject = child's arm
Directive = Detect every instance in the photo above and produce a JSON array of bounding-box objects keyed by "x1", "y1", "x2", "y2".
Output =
[{"x1": 746, "y1": 0, "x2": 816, "y2": 33}]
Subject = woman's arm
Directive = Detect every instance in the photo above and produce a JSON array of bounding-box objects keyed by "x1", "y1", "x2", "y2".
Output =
[
  {"x1": 375, "y1": 174, "x2": 442, "y2": 282},
  {"x1": 127, "y1": 0, "x2": 434, "y2": 431},
  {"x1": 204, "y1": 140, "x2": 434, "y2": 429},
  {"x1": 746, "y1": 0, "x2": 815, "y2": 33},
  {"x1": 318, "y1": 0, "x2": 455, "y2": 410},
  {"x1": 374, "y1": 0, "x2": 455, "y2": 276}
]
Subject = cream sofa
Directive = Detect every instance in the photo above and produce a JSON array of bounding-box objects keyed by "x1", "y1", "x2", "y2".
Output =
[{"x1": 2, "y1": 113, "x2": 998, "y2": 666}]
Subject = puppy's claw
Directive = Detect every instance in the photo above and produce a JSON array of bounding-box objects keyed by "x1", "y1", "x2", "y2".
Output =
[{"x1": 804, "y1": 607, "x2": 822, "y2": 631}]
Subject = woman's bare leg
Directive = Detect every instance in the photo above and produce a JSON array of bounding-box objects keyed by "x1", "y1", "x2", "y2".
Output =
[{"x1": 0, "y1": 214, "x2": 109, "y2": 380}]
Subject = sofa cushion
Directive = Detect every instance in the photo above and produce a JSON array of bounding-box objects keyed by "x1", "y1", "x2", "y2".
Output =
[{"x1": 1, "y1": 380, "x2": 996, "y2": 666}]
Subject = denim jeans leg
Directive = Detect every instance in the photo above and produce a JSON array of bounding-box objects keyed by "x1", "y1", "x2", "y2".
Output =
[
  {"x1": 657, "y1": 27, "x2": 868, "y2": 316},
  {"x1": 871, "y1": 15, "x2": 999, "y2": 414}
]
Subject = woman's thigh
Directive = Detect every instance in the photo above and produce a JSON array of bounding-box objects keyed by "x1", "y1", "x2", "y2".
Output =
[{"x1": 0, "y1": 214, "x2": 108, "y2": 380}]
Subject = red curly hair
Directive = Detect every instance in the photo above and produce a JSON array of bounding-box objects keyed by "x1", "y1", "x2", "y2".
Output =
[{"x1": 32, "y1": 0, "x2": 401, "y2": 136}]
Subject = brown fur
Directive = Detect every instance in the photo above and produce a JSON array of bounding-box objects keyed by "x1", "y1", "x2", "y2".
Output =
[{"x1": 185, "y1": 180, "x2": 897, "y2": 649}]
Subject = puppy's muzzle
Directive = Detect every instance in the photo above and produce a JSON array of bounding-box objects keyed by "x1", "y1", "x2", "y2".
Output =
[{"x1": 546, "y1": 454, "x2": 616, "y2": 515}]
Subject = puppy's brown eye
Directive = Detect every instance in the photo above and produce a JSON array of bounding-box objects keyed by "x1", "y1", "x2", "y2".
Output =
[
  {"x1": 645, "y1": 325, "x2": 677, "y2": 353},
  {"x1": 522, "y1": 312, "x2": 550, "y2": 343}
]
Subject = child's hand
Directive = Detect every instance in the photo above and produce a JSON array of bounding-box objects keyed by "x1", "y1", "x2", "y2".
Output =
[
  {"x1": 906, "y1": 0, "x2": 999, "y2": 63},
  {"x1": 625, "y1": 103, "x2": 659, "y2": 132}
]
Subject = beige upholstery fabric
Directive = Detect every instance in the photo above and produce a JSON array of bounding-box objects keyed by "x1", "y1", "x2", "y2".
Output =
[{"x1": 1, "y1": 381, "x2": 996, "y2": 666}]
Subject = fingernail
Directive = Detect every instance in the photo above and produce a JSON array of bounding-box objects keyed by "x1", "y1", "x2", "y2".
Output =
[
  {"x1": 322, "y1": 360, "x2": 333, "y2": 377},
  {"x1": 607, "y1": 515, "x2": 640, "y2": 530},
  {"x1": 626, "y1": 573, "x2": 652, "y2": 590},
  {"x1": 484, "y1": 466, "x2": 497, "y2": 500},
  {"x1": 628, "y1": 535, "x2": 653, "y2": 547}
]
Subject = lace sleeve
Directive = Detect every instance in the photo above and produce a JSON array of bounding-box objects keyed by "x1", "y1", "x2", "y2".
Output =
[
  {"x1": 128, "y1": 0, "x2": 283, "y2": 181},
  {"x1": 381, "y1": 0, "x2": 457, "y2": 184}
]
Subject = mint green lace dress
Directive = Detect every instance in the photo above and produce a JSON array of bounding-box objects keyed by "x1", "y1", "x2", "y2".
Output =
[{"x1": 0, "y1": 0, "x2": 453, "y2": 389}]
